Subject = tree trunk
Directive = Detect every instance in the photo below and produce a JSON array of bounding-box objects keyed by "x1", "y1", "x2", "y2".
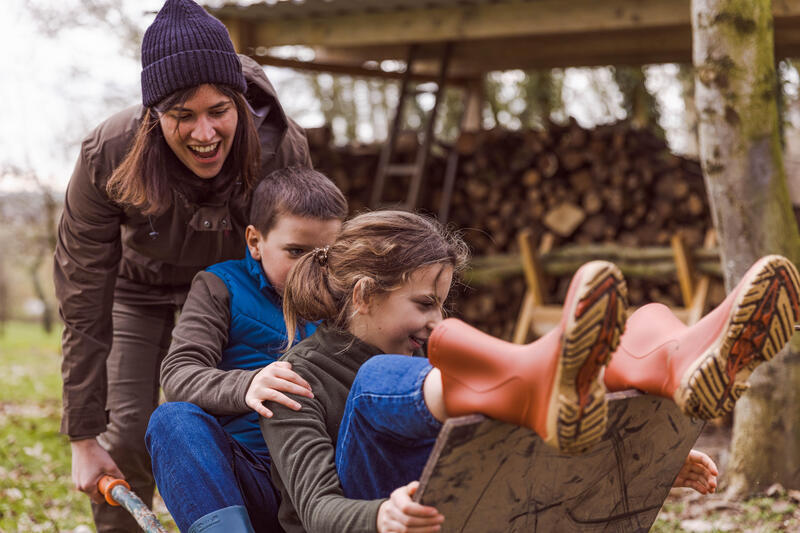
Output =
[
  {"x1": 677, "y1": 63, "x2": 700, "y2": 158},
  {"x1": 613, "y1": 66, "x2": 664, "y2": 137},
  {"x1": 28, "y1": 250, "x2": 53, "y2": 334},
  {"x1": 692, "y1": 0, "x2": 800, "y2": 496}
]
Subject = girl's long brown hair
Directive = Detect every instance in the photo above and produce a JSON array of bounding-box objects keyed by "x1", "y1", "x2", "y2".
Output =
[
  {"x1": 106, "y1": 84, "x2": 261, "y2": 215},
  {"x1": 283, "y1": 210, "x2": 470, "y2": 348}
]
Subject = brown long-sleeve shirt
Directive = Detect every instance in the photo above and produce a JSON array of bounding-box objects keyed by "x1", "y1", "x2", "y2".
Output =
[
  {"x1": 260, "y1": 326, "x2": 386, "y2": 533},
  {"x1": 159, "y1": 271, "x2": 258, "y2": 414},
  {"x1": 55, "y1": 56, "x2": 312, "y2": 439}
]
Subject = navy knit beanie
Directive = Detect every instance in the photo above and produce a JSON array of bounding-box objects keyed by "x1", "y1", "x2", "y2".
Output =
[{"x1": 141, "y1": 0, "x2": 247, "y2": 108}]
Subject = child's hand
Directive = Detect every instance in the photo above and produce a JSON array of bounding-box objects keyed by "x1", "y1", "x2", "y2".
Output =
[
  {"x1": 245, "y1": 361, "x2": 314, "y2": 418},
  {"x1": 377, "y1": 481, "x2": 444, "y2": 533},
  {"x1": 673, "y1": 449, "x2": 719, "y2": 494}
]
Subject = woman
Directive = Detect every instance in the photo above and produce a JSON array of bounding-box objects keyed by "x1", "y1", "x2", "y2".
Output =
[{"x1": 54, "y1": 1, "x2": 310, "y2": 530}]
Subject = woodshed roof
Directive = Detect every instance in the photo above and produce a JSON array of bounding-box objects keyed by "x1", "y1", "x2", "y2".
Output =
[{"x1": 209, "y1": 0, "x2": 800, "y2": 81}]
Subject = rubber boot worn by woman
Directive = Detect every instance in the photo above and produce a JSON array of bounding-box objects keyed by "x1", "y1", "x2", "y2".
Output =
[
  {"x1": 429, "y1": 261, "x2": 628, "y2": 454},
  {"x1": 604, "y1": 255, "x2": 800, "y2": 419}
]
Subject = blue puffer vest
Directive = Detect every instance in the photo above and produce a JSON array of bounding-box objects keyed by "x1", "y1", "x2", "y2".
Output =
[{"x1": 206, "y1": 248, "x2": 314, "y2": 458}]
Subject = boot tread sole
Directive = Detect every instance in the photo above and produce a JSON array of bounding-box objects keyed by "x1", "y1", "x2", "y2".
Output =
[
  {"x1": 552, "y1": 261, "x2": 629, "y2": 454},
  {"x1": 675, "y1": 256, "x2": 800, "y2": 419}
]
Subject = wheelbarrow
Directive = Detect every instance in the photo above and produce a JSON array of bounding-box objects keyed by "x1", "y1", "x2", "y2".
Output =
[{"x1": 98, "y1": 475, "x2": 169, "y2": 533}]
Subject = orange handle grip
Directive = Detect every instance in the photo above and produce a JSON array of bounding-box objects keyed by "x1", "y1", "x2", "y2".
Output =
[{"x1": 97, "y1": 475, "x2": 130, "y2": 507}]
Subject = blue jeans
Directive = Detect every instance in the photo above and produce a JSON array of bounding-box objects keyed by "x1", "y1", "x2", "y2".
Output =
[
  {"x1": 145, "y1": 402, "x2": 283, "y2": 532},
  {"x1": 336, "y1": 355, "x2": 442, "y2": 499}
]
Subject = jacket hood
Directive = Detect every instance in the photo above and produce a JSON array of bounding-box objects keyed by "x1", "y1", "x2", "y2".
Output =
[{"x1": 239, "y1": 55, "x2": 290, "y2": 157}]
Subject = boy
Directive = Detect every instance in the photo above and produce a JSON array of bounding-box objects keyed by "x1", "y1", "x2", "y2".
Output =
[{"x1": 145, "y1": 167, "x2": 348, "y2": 533}]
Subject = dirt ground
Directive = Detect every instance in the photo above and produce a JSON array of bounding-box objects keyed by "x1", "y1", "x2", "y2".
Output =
[{"x1": 654, "y1": 423, "x2": 800, "y2": 532}]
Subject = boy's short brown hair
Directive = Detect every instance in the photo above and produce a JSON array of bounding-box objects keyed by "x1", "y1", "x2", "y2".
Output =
[{"x1": 249, "y1": 166, "x2": 348, "y2": 233}]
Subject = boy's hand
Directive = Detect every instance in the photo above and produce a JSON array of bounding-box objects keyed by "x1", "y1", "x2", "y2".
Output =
[
  {"x1": 673, "y1": 449, "x2": 719, "y2": 494},
  {"x1": 246, "y1": 361, "x2": 314, "y2": 418},
  {"x1": 377, "y1": 481, "x2": 444, "y2": 533}
]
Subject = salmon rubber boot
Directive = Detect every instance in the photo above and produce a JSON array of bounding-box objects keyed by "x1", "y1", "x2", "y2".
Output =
[
  {"x1": 428, "y1": 261, "x2": 628, "y2": 454},
  {"x1": 605, "y1": 255, "x2": 800, "y2": 419}
]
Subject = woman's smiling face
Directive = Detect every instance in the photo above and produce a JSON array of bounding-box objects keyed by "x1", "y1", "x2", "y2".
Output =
[{"x1": 158, "y1": 84, "x2": 238, "y2": 179}]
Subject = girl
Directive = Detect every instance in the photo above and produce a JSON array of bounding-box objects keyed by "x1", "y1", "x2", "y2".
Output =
[
  {"x1": 54, "y1": 0, "x2": 309, "y2": 529},
  {"x1": 259, "y1": 210, "x2": 657, "y2": 532}
]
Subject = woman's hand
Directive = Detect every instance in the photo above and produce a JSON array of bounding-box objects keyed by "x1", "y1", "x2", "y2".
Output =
[
  {"x1": 377, "y1": 481, "x2": 444, "y2": 533},
  {"x1": 245, "y1": 361, "x2": 314, "y2": 418},
  {"x1": 70, "y1": 438, "x2": 124, "y2": 504},
  {"x1": 673, "y1": 449, "x2": 719, "y2": 494}
]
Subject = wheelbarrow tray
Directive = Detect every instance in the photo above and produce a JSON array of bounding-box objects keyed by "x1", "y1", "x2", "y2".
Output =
[{"x1": 415, "y1": 390, "x2": 704, "y2": 533}]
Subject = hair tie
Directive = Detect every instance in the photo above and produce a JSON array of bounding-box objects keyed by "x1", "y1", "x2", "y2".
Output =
[{"x1": 313, "y1": 246, "x2": 330, "y2": 266}]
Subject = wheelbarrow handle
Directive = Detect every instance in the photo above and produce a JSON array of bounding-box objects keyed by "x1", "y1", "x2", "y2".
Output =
[
  {"x1": 96, "y1": 475, "x2": 168, "y2": 533},
  {"x1": 98, "y1": 474, "x2": 130, "y2": 507}
]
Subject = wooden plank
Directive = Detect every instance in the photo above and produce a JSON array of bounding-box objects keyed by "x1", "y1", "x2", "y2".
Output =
[
  {"x1": 212, "y1": 0, "x2": 499, "y2": 21},
  {"x1": 415, "y1": 392, "x2": 705, "y2": 532},
  {"x1": 215, "y1": 0, "x2": 800, "y2": 50},
  {"x1": 312, "y1": 27, "x2": 692, "y2": 73},
  {"x1": 245, "y1": 53, "x2": 474, "y2": 85},
  {"x1": 223, "y1": 0, "x2": 695, "y2": 47},
  {"x1": 464, "y1": 244, "x2": 722, "y2": 286},
  {"x1": 216, "y1": 2, "x2": 800, "y2": 70}
]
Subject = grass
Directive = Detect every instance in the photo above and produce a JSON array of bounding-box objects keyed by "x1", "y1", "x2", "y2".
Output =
[
  {"x1": 0, "y1": 321, "x2": 62, "y2": 405},
  {"x1": 0, "y1": 321, "x2": 175, "y2": 532},
  {"x1": 651, "y1": 488, "x2": 800, "y2": 532},
  {"x1": 2, "y1": 321, "x2": 800, "y2": 532}
]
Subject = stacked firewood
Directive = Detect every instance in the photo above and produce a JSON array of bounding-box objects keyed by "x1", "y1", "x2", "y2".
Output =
[{"x1": 307, "y1": 120, "x2": 722, "y2": 339}]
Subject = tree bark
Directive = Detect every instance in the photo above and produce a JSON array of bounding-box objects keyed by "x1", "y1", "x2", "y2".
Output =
[{"x1": 692, "y1": 0, "x2": 800, "y2": 496}]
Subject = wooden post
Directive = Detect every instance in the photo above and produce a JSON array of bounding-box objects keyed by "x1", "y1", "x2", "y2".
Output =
[
  {"x1": 512, "y1": 231, "x2": 552, "y2": 344},
  {"x1": 670, "y1": 232, "x2": 697, "y2": 310},
  {"x1": 461, "y1": 79, "x2": 484, "y2": 132}
]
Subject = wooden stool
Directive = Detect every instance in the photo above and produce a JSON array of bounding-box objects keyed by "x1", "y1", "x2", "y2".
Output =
[{"x1": 512, "y1": 229, "x2": 717, "y2": 344}]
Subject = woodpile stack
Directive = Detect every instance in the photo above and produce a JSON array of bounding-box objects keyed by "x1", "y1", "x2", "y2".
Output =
[{"x1": 307, "y1": 120, "x2": 722, "y2": 339}]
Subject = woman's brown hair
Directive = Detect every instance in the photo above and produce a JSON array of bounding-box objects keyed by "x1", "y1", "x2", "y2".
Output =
[
  {"x1": 106, "y1": 84, "x2": 261, "y2": 215},
  {"x1": 283, "y1": 210, "x2": 470, "y2": 347}
]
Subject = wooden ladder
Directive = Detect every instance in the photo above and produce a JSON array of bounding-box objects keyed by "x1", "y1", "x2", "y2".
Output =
[{"x1": 370, "y1": 43, "x2": 453, "y2": 210}]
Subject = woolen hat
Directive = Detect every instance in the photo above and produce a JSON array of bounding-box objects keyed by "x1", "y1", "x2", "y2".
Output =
[{"x1": 141, "y1": 0, "x2": 247, "y2": 108}]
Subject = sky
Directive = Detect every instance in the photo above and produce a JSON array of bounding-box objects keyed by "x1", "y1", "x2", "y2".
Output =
[
  {"x1": 1, "y1": 1, "x2": 151, "y2": 190},
  {"x1": 0, "y1": 0, "x2": 694, "y2": 194}
]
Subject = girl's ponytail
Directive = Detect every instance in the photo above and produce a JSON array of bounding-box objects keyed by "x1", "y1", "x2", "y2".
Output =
[{"x1": 283, "y1": 247, "x2": 339, "y2": 348}]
